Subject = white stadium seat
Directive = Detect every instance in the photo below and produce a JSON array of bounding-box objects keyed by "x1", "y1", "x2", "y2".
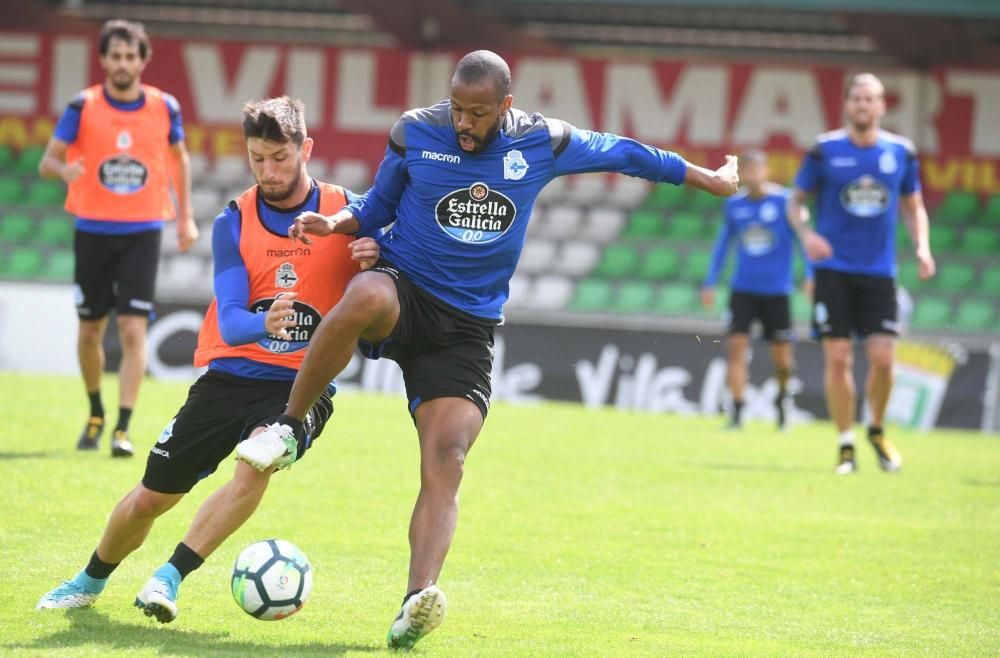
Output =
[
  {"x1": 581, "y1": 207, "x2": 627, "y2": 243},
  {"x1": 517, "y1": 239, "x2": 557, "y2": 275},
  {"x1": 528, "y1": 274, "x2": 574, "y2": 309},
  {"x1": 555, "y1": 241, "x2": 600, "y2": 277},
  {"x1": 542, "y1": 205, "x2": 584, "y2": 240}
]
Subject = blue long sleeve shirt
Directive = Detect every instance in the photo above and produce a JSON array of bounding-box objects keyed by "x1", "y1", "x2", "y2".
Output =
[{"x1": 346, "y1": 101, "x2": 688, "y2": 320}]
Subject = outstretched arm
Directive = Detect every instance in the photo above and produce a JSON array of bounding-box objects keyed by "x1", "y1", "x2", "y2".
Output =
[{"x1": 684, "y1": 156, "x2": 740, "y2": 197}]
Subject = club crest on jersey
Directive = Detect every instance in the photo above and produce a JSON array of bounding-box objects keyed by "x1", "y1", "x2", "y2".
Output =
[
  {"x1": 116, "y1": 130, "x2": 132, "y2": 150},
  {"x1": 759, "y1": 202, "x2": 779, "y2": 223},
  {"x1": 503, "y1": 149, "x2": 529, "y2": 180},
  {"x1": 275, "y1": 262, "x2": 298, "y2": 288},
  {"x1": 435, "y1": 182, "x2": 517, "y2": 244},
  {"x1": 879, "y1": 150, "x2": 898, "y2": 174}
]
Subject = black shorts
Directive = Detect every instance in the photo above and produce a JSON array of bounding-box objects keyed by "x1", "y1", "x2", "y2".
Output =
[
  {"x1": 726, "y1": 291, "x2": 793, "y2": 342},
  {"x1": 812, "y1": 268, "x2": 898, "y2": 339},
  {"x1": 74, "y1": 228, "x2": 161, "y2": 320},
  {"x1": 358, "y1": 260, "x2": 496, "y2": 419},
  {"x1": 142, "y1": 370, "x2": 334, "y2": 494}
]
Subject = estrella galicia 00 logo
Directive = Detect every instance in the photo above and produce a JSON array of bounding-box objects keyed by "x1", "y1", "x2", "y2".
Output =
[
  {"x1": 249, "y1": 297, "x2": 323, "y2": 354},
  {"x1": 99, "y1": 154, "x2": 148, "y2": 194},
  {"x1": 840, "y1": 175, "x2": 889, "y2": 218},
  {"x1": 435, "y1": 182, "x2": 517, "y2": 244}
]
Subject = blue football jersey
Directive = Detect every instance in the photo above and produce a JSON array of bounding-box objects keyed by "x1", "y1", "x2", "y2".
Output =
[
  {"x1": 794, "y1": 129, "x2": 920, "y2": 278},
  {"x1": 704, "y1": 183, "x2": 811, "y2": 296},
  {"x1": 347, "y1": 101, "x2": 688, "y2": 320}
]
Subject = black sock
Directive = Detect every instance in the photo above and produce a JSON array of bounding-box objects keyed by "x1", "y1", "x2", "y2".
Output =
[
  {"x1": 84, "y1": 550, "x2": 118, "y2": 580},
  {"x1": 276, "y1": 413, "x2": 305, "y2": 439},
  {"x1": 402, "y1": 588, "x2": 422, "y2": 606},
  {"x1": 115, "y1": 407, "x2": 133, "y2": 433},
  {"x1": 867, "y1": 425, "x2": 883, "y2": 437},
  {"x1": 88, "y1": 391, "x2": 104, "y2": 419},
  {"x1": 167, "y1": 542, "x2": 205, "y2": 580},
  {"x1": 732, "y1": 400, "x2": 744, "y2": 425}
]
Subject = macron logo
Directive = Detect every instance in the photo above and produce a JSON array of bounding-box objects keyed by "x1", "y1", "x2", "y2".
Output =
[{"x1": 422, "y1": 150, "x2": 461, "y2": 164}]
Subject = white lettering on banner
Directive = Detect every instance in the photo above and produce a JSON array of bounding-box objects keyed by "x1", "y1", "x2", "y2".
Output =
[
  {"x1": 575, "y1": 344, "x2": 698, "y2": 413},
  {"x1": 700, "y1": 356, "x2": 814, "y2": 424},
  {"x1": 604, "y1": 64, "x2": 727, "y2": 144},
  {"x1": 878, "y1": 71, "x2": 941, "y2": 153},
  {"x1": 145, "y1": 311, "x2": 206, "y2": 380},
  {"x1": 287, "y1": 49, "x2": 324, "y2": 127},
  {"x1": 731, "y1": 69, "x2": 825, "y2": 148},
  {"x1": 512, "y1": 58, "x2": 593, "y2": 130},
  {"x1": 947, "y1": 72, "x2": 1000, "y2": 156},
  {"x1": 0, "y1": 33, "x2": 39, "y2": 114},
  {"x1": 491, "y1": 336, "x2": 543, "y2": 403},
  {"x1": 576, "y1": 344, "x2": 618, "y2": 407},
  {"x1": 337, "y1": 51, "x2": 401, "y2": 131},
  {"x1": 407, "y1": 53, "x2": 455, "y2": 109},
  {"x1": 183, "y1": 44, "x2": 279, "y2": 122},
  {"x1": 51, "y1": 37, "x2": 88, "y2": 114}
]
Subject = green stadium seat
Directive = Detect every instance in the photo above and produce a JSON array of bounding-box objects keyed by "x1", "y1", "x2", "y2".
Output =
[
  {"x1": 953, "y1": 299, "x2": 995, "y2": 332},
  {"x1": 664, "y1": 212, "x2": 704, "y2": 241},
  {"x1": 983, "y1": 194, "x2": 1000, "y2": 224},
  {"x1": 0, "y1": 145, "x2": 13, "y2": 171},
  {"x1": 614, "y1": 280, "x2": 656, "y2": 313},
  {"x1": 929, "y1": 225, "x2": 957, "y2": 253},
  {"x1": 0, "y1": 176, "x2": 21, "y2": 205},
  {"x1": 980, "y1": 266, "x2": 1000, "y2": 295},
  {"x1": 687, "y1": 190, "x2": 725, "y2": 216},
  {"x1": 595, "y1": 244, "x2": 639, "y2": 278},
  {"x1": 910, "y1": 296, "x2": 952, "y2": 331},
  {"x1": 43, "y1": 249, "x2": 74, "y2": 281},
  {"x1": 25, "y1": 180, "x2": 65, "y2": 207},
  {"x1": 643, "y1": 184, "x2": 687, "y2": 211},
  {"x1": 0, "y1": 213, "x2": 33, "y2": 244},
  {"x1": 14, "y1": 146, "x2": 45, "y2": 175},
  {"x1": 654, "y1": 283, "x2": 698, "y2": 315},
  {"x1": 897, "y1": 261, "x2": 922, "y2": 291},
  {"x1": 895, "y1": 222, "x2": 910, "y2": 247},
  {"x1": 34, "y1": 215, "x2": 74, "y2": 247},
  {"x1": 791, "y1": 291, "x2": 812, "y2": 322},
  {"x1": 637, "y1": 246, "x2": 680, "y2": 279},
  {"x1": 623, "y1": 210, "x2": 664, "y2": 239},
  {"x1": 934, "y1": 191, "x2": 979, "y2": 222},
  {"x1": 1, "y1": 246, "x2": 44, "y2": 278},
  {"x1": 958, "y1": 226, "x2": 999, "y2": 256},
  {"x1": 569, "y1": 279, "x2": 612, "y2": 312},
  {"x1": 678, "y1": 248, "x2": 713, "y2": 282},
  {"x1": 934, "y1": 263, "x2": 976, "y2": 293}
]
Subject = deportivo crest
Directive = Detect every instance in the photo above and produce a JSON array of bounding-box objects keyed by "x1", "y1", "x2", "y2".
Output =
[
  {"x1": 275, "y1": 262, "x2": 298, "y2": 288},
  {"x1": 116, "y1": 130, "x2": 132, "y2": 150},
  {"x1": 759, "y1": 202, "x2": 779, "y2": 223},
  {"x1": 879, "y1": 150, "x2": 898, "y2": 174},
  {"x1": 503, "y1": 149, "x2": 529, "y2": 180},
  {"x1": 435, "y1": 182, "x2": 517, "y2": 244}
]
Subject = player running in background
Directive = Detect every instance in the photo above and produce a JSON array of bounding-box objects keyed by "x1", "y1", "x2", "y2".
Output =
[
  {"x1": 234, "y1": 50, "x2": 739, "y2": 649},
  {"x1": 37, "y1": 97, "x2": 380, "y2": 622},
  {"x1": 788, "y1": 73, "x2": 936, "y2": 474},
  {"x1": 38, "y1": 19, "x2": 198, "y2": 458},
  {"x1": 702, "y1": 150, "x2": 813, "y2": 430}
]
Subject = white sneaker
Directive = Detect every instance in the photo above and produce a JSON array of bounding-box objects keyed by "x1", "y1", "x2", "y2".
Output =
[
  {"x1": 235, "y1": 423, "x2": 298, "y2": 471},
  {"x1": 387, "y1": 585, "x2": 447, "y2": 650},
  {"x1": 36, "y1": 580, "x2": 100, "y2": 609},
  {"x1": 134, "y1": 576, "x2": 178, "y2": 623}
]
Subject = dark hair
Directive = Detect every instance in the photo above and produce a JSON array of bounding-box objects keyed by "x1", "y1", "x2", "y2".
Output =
[
  {"x1": 453, "y1": 50, "x2": 511, "y2": 101},
  {"x1": 99, "y1": 19, "x2": 151, "y2": 61},
  {"x1": 845, "y1": 72, "x2": 885, "y2": 100},
  {"x1": 242, "y1": 96, "x2": 307, "y2": 146}
]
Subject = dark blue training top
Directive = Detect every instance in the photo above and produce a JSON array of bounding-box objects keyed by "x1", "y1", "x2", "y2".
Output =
[
  {"x1": 704, "y1": 183, "x2": 813, "y2": 296},
  {"x1": 794, "y1": 129, "x2": 920, "y2": 278},
  {"x1": 54, "y1": 86, "x2": 185, "y2": 235},
  {"x1": 347, "y1": 101, "x2": 688, "y2": 320}
]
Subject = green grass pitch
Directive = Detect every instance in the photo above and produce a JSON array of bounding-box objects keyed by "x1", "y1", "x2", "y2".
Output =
[{"x1": 1, "y1": 372, "x2": 997, "y2": 656}]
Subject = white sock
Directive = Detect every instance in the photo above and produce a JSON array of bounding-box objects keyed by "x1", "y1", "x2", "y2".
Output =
[{"x1": 838, "y1": 430, "x2": 855, "y2": 447}]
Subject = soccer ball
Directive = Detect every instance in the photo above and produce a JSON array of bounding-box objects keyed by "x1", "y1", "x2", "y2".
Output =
[{"x1": 231, "y1": 539, "x2": 313, "y2": 620}]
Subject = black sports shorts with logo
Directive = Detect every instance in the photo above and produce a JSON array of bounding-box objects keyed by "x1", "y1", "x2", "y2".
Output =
[
  {"x1": 726, "y1": 291, "x2": 794, "y2": 342},
  {"x1": 812, "y1": 268, "x2": 898, "y2": 339},
  {"x1": 142, "y1": 370, "x2": 334, "y2": 494},
  {"x1": 358, "y1": 260, "x2": 496, "y2": 420},
  {"x1": 74, "y1": 228, "x2": 161, "y2": 320}
]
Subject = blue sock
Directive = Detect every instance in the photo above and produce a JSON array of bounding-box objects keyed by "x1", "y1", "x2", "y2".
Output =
[
  {"x1": 72, "y1": 569, "x2": 108, "y2": 594},
  {"x1": 154, "y1": 563, "x2": 182, "y2": 588}
]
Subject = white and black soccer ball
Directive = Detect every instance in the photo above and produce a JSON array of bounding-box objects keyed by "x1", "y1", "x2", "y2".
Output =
[{"x1": 231, "y1": 539, "x2": 312, "y2": 620}]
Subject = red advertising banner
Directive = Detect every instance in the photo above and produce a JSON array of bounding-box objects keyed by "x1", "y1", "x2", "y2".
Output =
[{"x1": 2, "y1": 29, "x2": 999, "y2": 196}]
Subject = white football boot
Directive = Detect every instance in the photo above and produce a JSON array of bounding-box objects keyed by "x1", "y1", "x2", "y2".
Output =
[
  {"x1": 387, "y1": 585, "x2": 447, "y2": 650},
  {"x1": 235, "y1": 423, "x2": 297, "y2": 471}
]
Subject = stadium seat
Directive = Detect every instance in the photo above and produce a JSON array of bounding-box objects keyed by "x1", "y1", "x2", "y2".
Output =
[
  {"x1": 614, "y1": 280, "x2": 655, "y2": 313},
  {"x1": 580, "y1": 207, "x2": 626, "y2": 243},
  {"x1": 678, "y1": 248, "x2": 712, "y2": 282},
  {"x1": 895, "y1": 222, "x2": 910, "y2": 247},
  {"x1": 518, "y1": 240, "x2": 558, "y2": 275},
  {"x1": 565, "y1": 174, "x2": 607, "y2": 206},
  {"x1": 929, "y1": 225, "x2": 957, "y2": 252},
  {"x1": 543, "y1": 205, "x2": 584, "y2": 240},
  {"x1": 595, "y1": 244, "x2": 639, "y2": 278},
  {"x1": 654, "y1": 283, "x2": 698, "y2": 315},
  {"x1": 1, "y1": 246, "x2": 44, "y2": 278},
  {"x1": 25, "y1": 180, "x2": 65, "y2": 207},
  {"x1": 606, "y1": 176, "x2": 649, "y2": 209},
  {"x1": 14, "y1": 146, "x2": 45, "y2": 175},
  {"x1": 328, "y1": 159, "x2": 370, "y2": 191},
  {"x1": 0, "y1": 176, "x2": 21, "y2": 205},
  {"x1": 897, "y1": 261, "x2": 922, "y2": 291},
  {"x1": 687, "y1": 190, "x2": 725, "y2": 217},
  {"x1": 0, "y1": 213, "x2": 33, "y2": 244},
  {"x1": 953, "y1": 299, "x2": 995, "y2": 332},
  {"x1": 34, "y1": 215, "x2": 74, "y2": 247},
  {"x1": 637, "y1": 245, "x2": 680, "y2": 279},
  {"x1": 554, "y1": 241, "x2": 600, "y2": 277},
  {"x1": 791, "y1": 291, "x2": 812, "y2": 322},
  {"x1": 529, "y1": 274, "x2": 574, "y2": 310},
  {"x1": 934, "y1": 191, "x2": 979, "y2": 222},
  {"x1": 980, "y1": 266, "x2": 1000, "y2": 295},
  {"x1": 623, "y1": 210, "x2": 664, "y2": 239},
  {"x1": 934, "y1": 263, "x2": 976, "y2": 293},
  {"x1": 643, "y1": 183, "x2": 686, "y2": 210},
  {"x1": 569, "y1": 278, "x2": 612, "y2": 312},
  {"x1": 0, "y1": 145, "x2": 13, "y2": 171},
  {"x1": 664, "y1": 212, "x2": 704, "y2": 241},
  {"x1": 507, "y1": 274, "x2": 531, "y2": 306},
  {"x1": 910, "y1": 296, "x2": 952, "y2": 330},
  {"x1": 43, "y1": 249, "x2": 74, "y2": 281},
  {"x1": 983, "y1": 194, "x2": 1000, "y2": 224},
  {"x1": 958, "y1": 226, "x2": 999, "y2": 256}
]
